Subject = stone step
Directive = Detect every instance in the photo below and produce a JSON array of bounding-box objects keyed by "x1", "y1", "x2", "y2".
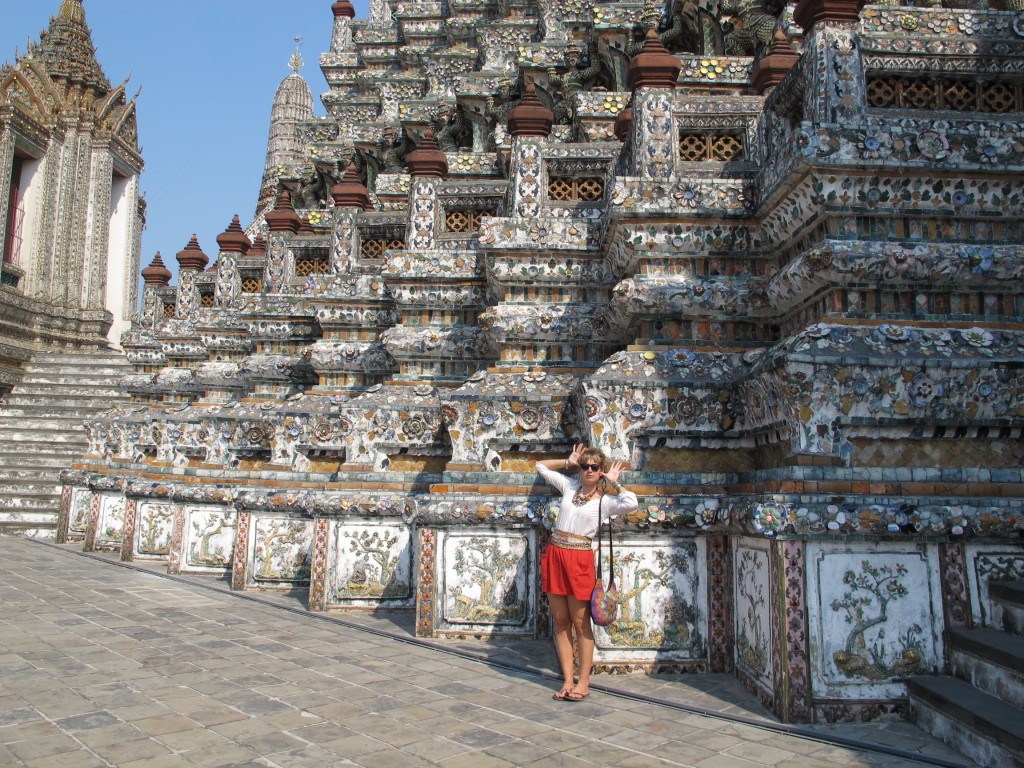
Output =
[
  {"x1": 0, "y1": 479, "x2": 68, "y2": 495},
  {"x1": 0, "y1": 431, "x2": 87, "y2": 445},
  {"x1": 949, "y1": 627, "x2": 1024, "y2": 709},
  {"x1": 5, "y1": 387, "x2": 123, "y2": 399},
  {"x1": 0, "y1": 455, "x2": 74, "y2": 469},
  {"x1": 15, "y1": 378, "x2": 126, "y2": 391},
  {"x1": 0, "y1": 423, "x2": 86, "y2": 436},
  {"x1": 991, "y1": 582, "x2": 1024, "y2": 637},
  {"x1": 0, "y1": 520, "x2": 58, "y2": 536},
  {"x1": 908, "y1": 675, "x2": 1024, "y2": 768},
  {"x1": 0, "y1": 395, "x2": 120, "y2": 409},
  {"x1": 0, "y1": 496, "x2": 60, "y2": 511},
  {"x1": 0, "y1": 440, "x2": 86, "y2": 454},
  {"x1": 0, "y1": 407, "x2": 101, "y2": 421}
]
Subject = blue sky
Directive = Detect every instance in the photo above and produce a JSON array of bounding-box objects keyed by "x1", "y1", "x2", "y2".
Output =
[{"x1": 1, "y1": 0, "x2": 369, "y2": 279}]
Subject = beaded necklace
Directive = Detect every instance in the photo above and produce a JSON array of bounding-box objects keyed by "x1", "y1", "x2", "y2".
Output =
[{"x1": 571, "y1": 487, "x2": 597, "y2": 507}]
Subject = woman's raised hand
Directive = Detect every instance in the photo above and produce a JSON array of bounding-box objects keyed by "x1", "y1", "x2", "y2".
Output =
[
  {"x1": 602, "y1": 461, "x2": 628, "y2": 485},
  {"x1": 566, "y1": 443, "x2": 586, "y2": 470}
]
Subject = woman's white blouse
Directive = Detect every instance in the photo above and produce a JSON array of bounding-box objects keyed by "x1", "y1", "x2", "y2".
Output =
[{"x1": 537, "y1": 463, "x2": 639, "y2": 540}]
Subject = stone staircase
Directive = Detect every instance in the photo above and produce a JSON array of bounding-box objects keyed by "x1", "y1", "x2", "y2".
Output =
[
  {"x1": 908, "y1": 582, "x2": 1024, "y2": 768},
  {"x1": 0, "y1": 349, "x2": 128, "y2": 537}
]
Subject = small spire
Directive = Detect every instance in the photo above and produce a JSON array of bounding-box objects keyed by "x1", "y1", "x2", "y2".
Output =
[
  {"x1": 216, "y1": 214, "x2": 253, "y2": 255},
  {"x1": 141, "y1": 252, "x2": 172, "y2": 286},
  {"x1": 175, "y1": 235, "x2": 209, "y2": 272},
  {"x1": 405, "y1": 128, "x2": 448, "y2": 178},
  {"x1": 249, "y1": 234, "x2": 268, "y2": 258},
  {"x1": 264, "y1": 189, "x2": 302, "y2": 233},
  {"x1": 331, "y1": 163, "x2": 372, "y2": 210},
  {"x1": 289, "y1": 36, "x2": 304, "y2": 74},
  {"x1": 508, "y1": 79, "x2": 554, "y2": 138}
]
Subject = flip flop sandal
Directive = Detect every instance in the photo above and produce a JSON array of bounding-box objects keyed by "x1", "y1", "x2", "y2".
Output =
[
  {"x1": 564, "y1": 690, "x2": 590, "y2": 701},
  {"x1": 552, "y1": 688, "x2": 572, "y2": 700}
]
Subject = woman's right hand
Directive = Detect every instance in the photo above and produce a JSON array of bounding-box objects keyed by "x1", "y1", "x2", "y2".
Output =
[{"x1": 566, "y1": 443, "x2": 586, "y2": 471}]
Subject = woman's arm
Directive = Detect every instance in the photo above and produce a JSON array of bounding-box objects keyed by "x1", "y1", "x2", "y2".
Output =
[{"x1": 536, "y1": 443, "x2": 586, "y2": 473}]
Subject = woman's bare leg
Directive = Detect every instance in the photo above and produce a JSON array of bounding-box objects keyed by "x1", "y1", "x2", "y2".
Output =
[
  {"x1": 547, "y1": 593, "x2": 575, "y2": 694},
  {"x1": 567, "y1": 594, "x2": 594, "y2": 697}
]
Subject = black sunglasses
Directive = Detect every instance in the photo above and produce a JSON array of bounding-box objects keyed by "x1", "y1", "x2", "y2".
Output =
[{"x1": 580, "y1": 463, "x2": 602, "y2": 471}]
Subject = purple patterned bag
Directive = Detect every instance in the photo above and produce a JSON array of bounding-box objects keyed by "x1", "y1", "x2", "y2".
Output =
[{"x1": 590, "y1": 497, "x2": 619, "y2": 626}]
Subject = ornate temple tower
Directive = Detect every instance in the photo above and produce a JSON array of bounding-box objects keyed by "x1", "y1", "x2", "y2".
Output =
[
  {"x1": 0, "y1": 0, "x2": 144, "y2": 383},
  {"x1": 254, "y1": 47, "x2": 315, "y2": 224}
]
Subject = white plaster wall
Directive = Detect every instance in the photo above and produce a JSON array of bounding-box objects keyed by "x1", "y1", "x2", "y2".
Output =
[{"x1": 104, "y1": 171, "x2": 133, "y2": 347}]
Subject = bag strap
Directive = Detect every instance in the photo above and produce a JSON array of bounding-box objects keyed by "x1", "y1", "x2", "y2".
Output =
[
  {"x1": 595, "y1": 495, "x2": 615, "y2": 587},
  {"x1": 605, "y1": 502, "x2": 615, "y2": 588}
]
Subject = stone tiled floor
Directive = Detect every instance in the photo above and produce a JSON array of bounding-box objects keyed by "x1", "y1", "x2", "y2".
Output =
[{"x1": 0, "y1": 539, "x2": 976, "y2": 768}]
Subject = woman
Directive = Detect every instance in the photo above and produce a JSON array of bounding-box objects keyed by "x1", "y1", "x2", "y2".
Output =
[{"x1": 537, "y1": 443, "x2": 638, "y2": 701}]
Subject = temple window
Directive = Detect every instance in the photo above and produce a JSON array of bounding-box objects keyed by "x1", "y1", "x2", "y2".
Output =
[
  {"x1": 294, "y1": 252, "x2": 330, "y2": 276},
  {"x1": 444, "y1": 207, "x2": 497, "y2": 233},
  {"x1": 547, "y1": 176, "x2": 605, "y2": 202},
  {"x1": 866, "y1": 75, "x2": 1021, "y2": 113},
  {"x1": 360, "y1": 237, "x2": 405, "y2": 260},
  {"x1": 240, "y1": 271, "x2": 264, "y2": 293},
  {"x1": 199, "y1": 289, "x2": 215, "y2": 308},
  {"x1": 677, "y1": 132, "x2": 745, "y2": 162},
  {"x1": 163, "y1": 303, "x2": 175, "y2": 318}
]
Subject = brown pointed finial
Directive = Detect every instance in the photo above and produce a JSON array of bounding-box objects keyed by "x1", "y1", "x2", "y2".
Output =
[
  {"x1": 508, "y1": 80, "x2": 554, "y2": 138},
  {"x1": 248, "y1": 234, "x2": 268, "y2": 258},
  {"x1": 751, "y1": 29, "x2": 801, "y2": 93},
  {"x1": 141, "y1": 252, "x2": 172, "y2": 286},
  {"x1": 298, "y1": 214, "x2": 316, "y2": 235},
  {"x1": 405, "y1": 128, "x2": 449, "y2": 178},
  {"x1": 331, "y1": 163, "x2": 372, "y2": 210},
  {"x1": 628, "y1": 30, "x2": 681, "y2": 90},
  {"x1": 175, "y1": 235, "x2": 209, "y2": 272},
  {"x1": 332, "y1": 0, "x2": 356, "y2": 18},
  {"x1": 215, "y1": 214, "x2": 252, "y2": 255},
  {"x1": 264, "y1": 188, "x2": 302, "y2": 233}
]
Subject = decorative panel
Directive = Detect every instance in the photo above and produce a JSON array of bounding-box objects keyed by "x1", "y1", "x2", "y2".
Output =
[
  {"x1": 593, "y1": 536, "x2": 707, "y2": 667},
  {"x1": 133, "y1": 501, "x2": 175, "y2": 560},
  {"x1": 180, "y1": 505, "x2": 236, "y2": 573},
  {"x1": 67, "y1": 487, "x2": 92, "y2": 540},
  {"x1": 326, "y1": 519, "x2": 414, "y2": 608},
  {"x1": 435, "y1": 528, "x2": 535, "y2": 636},
  {"x1": 247, "y1": 514, "x2": 315, "y2": 588},
  {"x1": 734, "y1": 540, "x2": 772, "y2": 694},
  {"x1": 94, "y1": 493, "x2": 126, "y2": 550},
  {"x1": 807, "y1": 543, "x2": 943, "y2": 702},
  {"x1": 965, "y1": 544, "x2": 1024, "y2": 628}
]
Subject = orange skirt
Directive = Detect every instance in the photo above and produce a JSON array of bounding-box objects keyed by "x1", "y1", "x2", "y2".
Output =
[{"x1": 541, "y1": 544, "x2": 595, "y2": 601}]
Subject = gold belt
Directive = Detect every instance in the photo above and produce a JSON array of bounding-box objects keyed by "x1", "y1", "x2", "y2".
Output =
[{"x1": 551, "y1": 530, "x2": 593, "y2": 550}]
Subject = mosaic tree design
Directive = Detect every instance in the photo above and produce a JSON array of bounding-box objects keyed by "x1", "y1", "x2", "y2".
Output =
[
  {"x1": 829, "y1": 560, "x2": 924, "y2": 680},
  {"x1": 606, "y1": 544, "x2": 699, "y2": 651},
  {"x1": 188, "y1": 509, "x2": 235, "y2": 567},
  {"x1": 253, "y1": 519, "x2": 312, "y2": 582},
  {"x1": 137, "y1": 503, "x2": 174, "y2": 556},
  {"x1": 446, "y1": 535, "x2": 527, "y2": 625},
  {"x1": 736, "y1": 547, "x2": 769, "y2": 676},
  {"x1": 338, "y1": 528, "x2": 409, "y2": 598}
]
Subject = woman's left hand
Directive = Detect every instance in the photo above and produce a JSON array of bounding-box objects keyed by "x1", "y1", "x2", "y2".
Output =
[{"x1": 602, "y1": 461, "x2": 628, "y2": 485}]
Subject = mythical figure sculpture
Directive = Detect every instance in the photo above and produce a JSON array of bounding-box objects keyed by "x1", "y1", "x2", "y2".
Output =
[
  {"x1": 378, "y1": 126, "x2": 413, "y2": 174},
  {"x1": 485, "y1": 79, "x2": 521, "y2": 145},
  {"x1": 430, "y1": 104, "x2": 471, "y2": 152},
  {"x1": 721, "y1": 0, "x2": 780, "y2": 57},
  {"x1": 628, "y1": 0, "x2": 724, "y2": 57},
  {"x1": 292, "y1": 158, "x2": 351, "y2": 210},
  {"x1": 547, "y1": 37, "x2": 610, "y2": 125}
]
